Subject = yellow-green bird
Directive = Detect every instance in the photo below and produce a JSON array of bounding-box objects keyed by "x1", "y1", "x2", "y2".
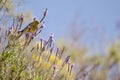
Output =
[
  {"x1": 21, "y1": 19, "x2": 39, "y2": 35},
  {"x1": 18, "y1": 8, "x2": 47, "y2": 38}
]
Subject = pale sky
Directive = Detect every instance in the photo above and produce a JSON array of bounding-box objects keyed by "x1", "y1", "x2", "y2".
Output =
[{"x1": 21, "y1": 0, "x2": 120, "y2": 55}]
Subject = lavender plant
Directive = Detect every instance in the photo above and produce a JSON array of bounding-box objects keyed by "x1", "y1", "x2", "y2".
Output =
[
  {"x1": 1, "y1": 1, "x2": 120, "y2": 80},
  {"x1": 0, "y1": 9, "x2": 75, "y2": 80}
]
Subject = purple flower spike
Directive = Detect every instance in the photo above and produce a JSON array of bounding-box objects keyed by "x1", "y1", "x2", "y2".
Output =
[
  {"x1": 40, "y1": 23, "x2": 45, "y2": 28},
  {"x1": 69, "y1": 63, "x2": 74, "y2": 76},
  {"x1": 19, "y1": 14, "x2": 24, "y2": 22},
  {"x1": 31, "y1": 34, "x2": 35, "y2": 39},
  {"x1": 21, "y1": 15, "x2": 24, "y2": 21},
  {"x1": 50, "y1": 33, "x2": 54, "y2": 41},
  {"x1": 25, "y1": 32, "x2": 29, "y2": 38},
  {"x1": 71, "y1": 63, "x2": 74, "y2": 68},
  {"x1": 50, "y1": 33, "x2": 54, "y2": 37},
  {"x1": 33, "y1": 17, "x2": 36, "y2": 21},
  {"x1": 44, "y1": 40, "x2": 47, "y2": 46},
  {"x1": 40, "y1": 38, "x2": 43, "y2": 42},
  {"x1": 19, "y1": 47, "x2": 23, "y2": 51},
  {"x1": 68, "y1": 60, "x2": 71, "y2": 64},
  {"x1": 9, "y1": 26, "x2": 12, "y2": 30},
  {"x1": 56, "y1": 48, "x2": 59, "y2": 56},
  {"x1": 62, "y1": 56, "x2": 71, "y2": 67},
  {"x1": 44, "y1": 8, "x2": 48, "y2": 17},
  {"x1": 65, "y1": 56, "x2": 71, "y2": 63},
  {"x1": 18, "y1": 31, "x2": 21, "y2": 34},
  {"x1": 53, "y1": 65, "x2": 57, "y2": 70}
]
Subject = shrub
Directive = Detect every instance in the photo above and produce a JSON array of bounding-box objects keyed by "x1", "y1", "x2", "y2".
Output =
[{"x1": 0, "y1": 9, "x2": 75, "y2": 80}]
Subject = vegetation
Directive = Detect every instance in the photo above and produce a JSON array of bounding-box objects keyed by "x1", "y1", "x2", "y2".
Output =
[{"x1": 0, "y1": 0, "x2": 120, "y2": 80}]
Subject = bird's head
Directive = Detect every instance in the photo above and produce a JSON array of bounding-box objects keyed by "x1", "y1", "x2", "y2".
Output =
[{"x1": 34, "y1": 20, "x2": 40, "y2": 25}]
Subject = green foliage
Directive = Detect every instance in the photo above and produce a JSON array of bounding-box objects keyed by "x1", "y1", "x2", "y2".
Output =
[
  {"x1": 0, "y1": 1, "x2": 120, "y2": 80},
  {"x1": 0, "y1": 6, "x2": 74, "y2": 80}
]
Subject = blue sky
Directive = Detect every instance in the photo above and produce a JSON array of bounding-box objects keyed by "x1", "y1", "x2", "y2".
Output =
[{"x1": 22, "y1": 0, "x2": 120, "y2": 54}]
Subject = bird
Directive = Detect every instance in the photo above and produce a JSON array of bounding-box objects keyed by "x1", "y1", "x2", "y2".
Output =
[
  {"x1": 17, "y1": 8, "x2": 47, "y2": 38},
  {"x1": 20, "y1": 18, "x2": 39, "y2": 35}
]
